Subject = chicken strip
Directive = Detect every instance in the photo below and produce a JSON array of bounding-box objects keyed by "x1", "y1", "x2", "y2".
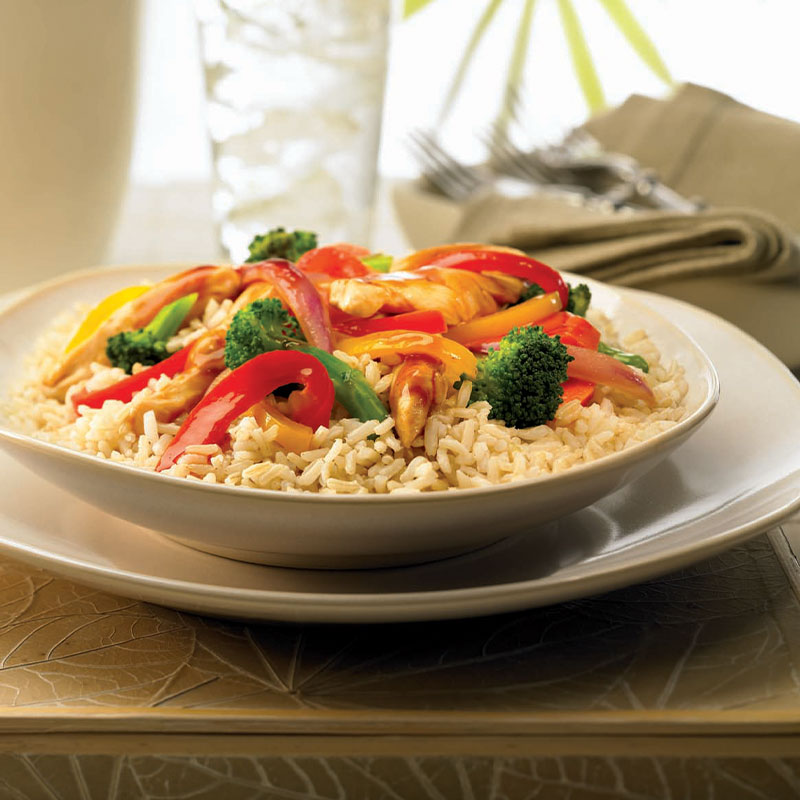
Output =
[
  {"x1": 129, "y1": 281, "x2": 276, "y2": 432},
  {"x1": 129, "y1": 327, "x2": 227, "y2": 434},
  {"x1": 389, "y1": 355, "x2": 447, "y2": 448},
  {"x1": 327, "y1": 267, "x2": 524, "y2": 325},
  {"x1": 46, "y1": 265, "x2": 242, "y2": 398}
]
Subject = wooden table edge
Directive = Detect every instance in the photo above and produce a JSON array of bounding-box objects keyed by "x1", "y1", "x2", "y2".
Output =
[{"x1": 1, "y1": 708, "x2": 799, "y2": 736}]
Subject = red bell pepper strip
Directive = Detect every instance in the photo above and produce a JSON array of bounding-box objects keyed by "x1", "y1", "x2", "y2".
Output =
[
  {"x1": 295, "y1": 245, "x2": 370, "y2": 279},
  {"x1": 539, "y1": 312, "x2": 601, "y2": 350},
  {"x1": 239, "y1": 259, "x2": 334, "y2": 352},
  {"x1": 156, "y1": 350, "x2": 334, "y2": 472},
  {"x1": 71, "y1": 347, "x2": 190, "y2": 412},
  {"x1": 403, "y1": 247, "x2": 569, "y2": 309},
  {"x1": 329, "y1": 242, "x2": 371, "y2": 257},
  {"x1": 565, "y1": 345, "x2": 655, "y2": 404},
  {"x1": 560, "y1": 378, "x2": 595, "y2": 407},
  {"x1": 333, "y1": 310, "x2": 447, "y2": 336}
]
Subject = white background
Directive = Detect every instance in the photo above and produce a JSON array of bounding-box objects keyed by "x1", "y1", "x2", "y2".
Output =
[{"x1": 131, "y1": 0, "x2": 800, "y2": 184}]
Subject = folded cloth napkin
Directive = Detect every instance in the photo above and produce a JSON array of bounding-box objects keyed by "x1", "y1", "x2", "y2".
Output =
[
  {"x1": 393, "y1": 83, "x2": 800, "y2": 363},
  {"x1": 584, "y1": 83, "x2": 800, "y2": 233},
  {"x1": 451, "y1": 192, "x2": 800, "y2": 288}
]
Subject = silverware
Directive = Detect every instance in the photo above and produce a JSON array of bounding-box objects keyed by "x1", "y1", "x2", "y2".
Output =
[
  {"x1": 407, "y1": 128, "x2": 618, "y2": 211},
  {"x1": 406, "y1": 129, "x2": 489, "y2": 202},
  {"x1": 487, "y1": 128, "x2": 704, "y2": 213}
]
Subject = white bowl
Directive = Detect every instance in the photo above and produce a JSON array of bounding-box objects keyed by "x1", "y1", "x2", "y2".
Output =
[{"x1": 0, "y1": 265, "x2": 719, "y2": 568}]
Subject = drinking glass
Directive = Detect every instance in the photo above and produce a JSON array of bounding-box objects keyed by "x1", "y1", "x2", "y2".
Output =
[{"x1": 195, "y1": 0, "x2": 390, "y2": 261}]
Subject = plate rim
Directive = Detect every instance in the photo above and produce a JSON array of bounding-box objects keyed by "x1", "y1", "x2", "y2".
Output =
[{"x1": 0, "y1": 286, "x2": 798, "y2": 621}]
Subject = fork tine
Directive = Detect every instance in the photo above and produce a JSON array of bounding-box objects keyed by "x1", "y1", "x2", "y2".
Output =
[
  {"x1": 406, "y1": 129, "x2": 483, "y2": 200},
  {"x1": 406, "y1": 136, "x2": 470, "y2": 199},
  {"x1": 480, "y1": 126, "x2": 550, "y2": 183},
  {"x1": 410, "y1": 130, "x2": 481, "y2": 186}
]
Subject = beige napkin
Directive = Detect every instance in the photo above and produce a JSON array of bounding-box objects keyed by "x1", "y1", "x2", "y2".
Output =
[
  {"x1": 584, "y1": 83, "x2": 800, "y2": 233},
  {"x1": 393, "y1": 83, "x2": 800, "y2": 364},
  {"x1": 452, "y1": 194, "x2": 800, "y2": 288}
]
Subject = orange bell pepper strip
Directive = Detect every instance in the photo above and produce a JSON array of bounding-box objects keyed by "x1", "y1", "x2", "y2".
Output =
[
  {"x1": 250, "y1": 398, "x2": 315, "y2": 453},
  {"x1": 446, "y1": 292, "x2": 562, "y2": 347},
  {"x1": 336, "y1": 331, "x2": 477, "y2": 385},
  {"x1": 560, "y1": 378, "x2": 596, "y2": 408}
]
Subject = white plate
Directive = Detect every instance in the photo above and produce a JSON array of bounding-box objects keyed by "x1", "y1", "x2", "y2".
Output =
[
  {"x1": 0, "y1": 291, "x2": 796, "y2": 623},
  {"x1": 0, "y1": 265, "x2": 717, "y2": 568}
]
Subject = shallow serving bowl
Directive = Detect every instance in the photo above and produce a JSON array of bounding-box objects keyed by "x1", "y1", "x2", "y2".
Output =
[{"x1": 0, "y1": 265, "x2": 719, "y2": 569}]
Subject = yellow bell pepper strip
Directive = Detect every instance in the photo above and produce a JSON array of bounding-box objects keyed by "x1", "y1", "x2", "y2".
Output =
[
  {"x1": 65, "y1": 285, "x2": 150, "y2": 352},
  {"x1": 445, "y1": 292, "x2": 562, "y2": 348},
  {"x1": 105, "y1": 292, "x2": 199, "y2": 374},
  {"x1": 250, "y1": 399, "x2": 315, "y2": 453},
  {"x1": 336, "y1": 331, "x2": 477, "y2": 385}
]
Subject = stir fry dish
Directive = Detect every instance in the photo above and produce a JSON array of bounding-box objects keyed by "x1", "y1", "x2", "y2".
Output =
[{"x1": 7, "y1": 231, "x2": 688, "y2": 494}]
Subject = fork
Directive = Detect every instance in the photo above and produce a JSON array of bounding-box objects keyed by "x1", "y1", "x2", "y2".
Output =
[
  {"x1": 406, "y1": 129, "x2": 490, "y2": 202},
  {"x1": 407, "y1": 128, "x2": 608, "y2": 208},
  {"x1": 487, "y1": 128, "x2": 704, "y2": 213}
]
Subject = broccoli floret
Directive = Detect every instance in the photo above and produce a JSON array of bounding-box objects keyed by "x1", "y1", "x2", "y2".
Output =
[
  {"x1": 106, "y1": 292, "x2": 197, "y2": 374},
  {"x1": 469, "y1": 326, "x2": 572, "y2": 428},
  {"x1": 224, "y1": 298, "x2": 303, "y2": 370},
  {"x1": 515, "y1": 282, "x2": 545, "y2": 304},
  {"x1": 224, "y1": 298, "x2": 387, "y2": 422},
  {"x1": 106, "y1": 331, "x2": 168, "y2": 374},
  {"x1": 245, "y1": 227, "x2": 318, "y2": 263},
  {"x1": 566, "y1": 283, "x2": 591, "y2": 316}
]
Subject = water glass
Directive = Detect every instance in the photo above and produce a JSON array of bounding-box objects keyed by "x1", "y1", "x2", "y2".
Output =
[{"x1": 195, "y1": 0, "x2": 390, "y2": 261}]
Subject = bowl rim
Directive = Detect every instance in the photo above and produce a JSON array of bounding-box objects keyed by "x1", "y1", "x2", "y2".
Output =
[{"x1": 0, "y1": 262, "x2": 720, "y2": 505}]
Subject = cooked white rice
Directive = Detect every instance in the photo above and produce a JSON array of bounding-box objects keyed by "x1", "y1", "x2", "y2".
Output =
[{"x1": 1, "y1": 299, "x2": 688, "y2": 494}]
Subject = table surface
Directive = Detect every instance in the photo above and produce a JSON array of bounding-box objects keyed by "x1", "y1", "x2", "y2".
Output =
[{"x1": 1, "y1": 182, "x2": 799, "y2": 799}]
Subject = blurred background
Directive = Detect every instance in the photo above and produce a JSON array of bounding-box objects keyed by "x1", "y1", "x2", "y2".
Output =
[
  {"x1": 2, "y1": 0, "x2": 799, "y2": 359},
  {"x1": 132, "y1": 0, "x2": 800, "y2": 183}
]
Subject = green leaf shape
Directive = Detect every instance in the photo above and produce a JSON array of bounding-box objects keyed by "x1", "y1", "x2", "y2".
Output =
[
  {"x1": 494, "y1": 0, "x2": 537, "y2": 135},
  {"x1": 403, "y1": 0, "x2": 437, "y2": 18},
  {"x1": 596, "y1": 0, "x2": 673, "y2": 85},
  {"x1": 438, "y1": 0, "x2": 505, "y2": 125},
  {"x1": 557, "y1": 0, "x2": 606, "y2": 112}
]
